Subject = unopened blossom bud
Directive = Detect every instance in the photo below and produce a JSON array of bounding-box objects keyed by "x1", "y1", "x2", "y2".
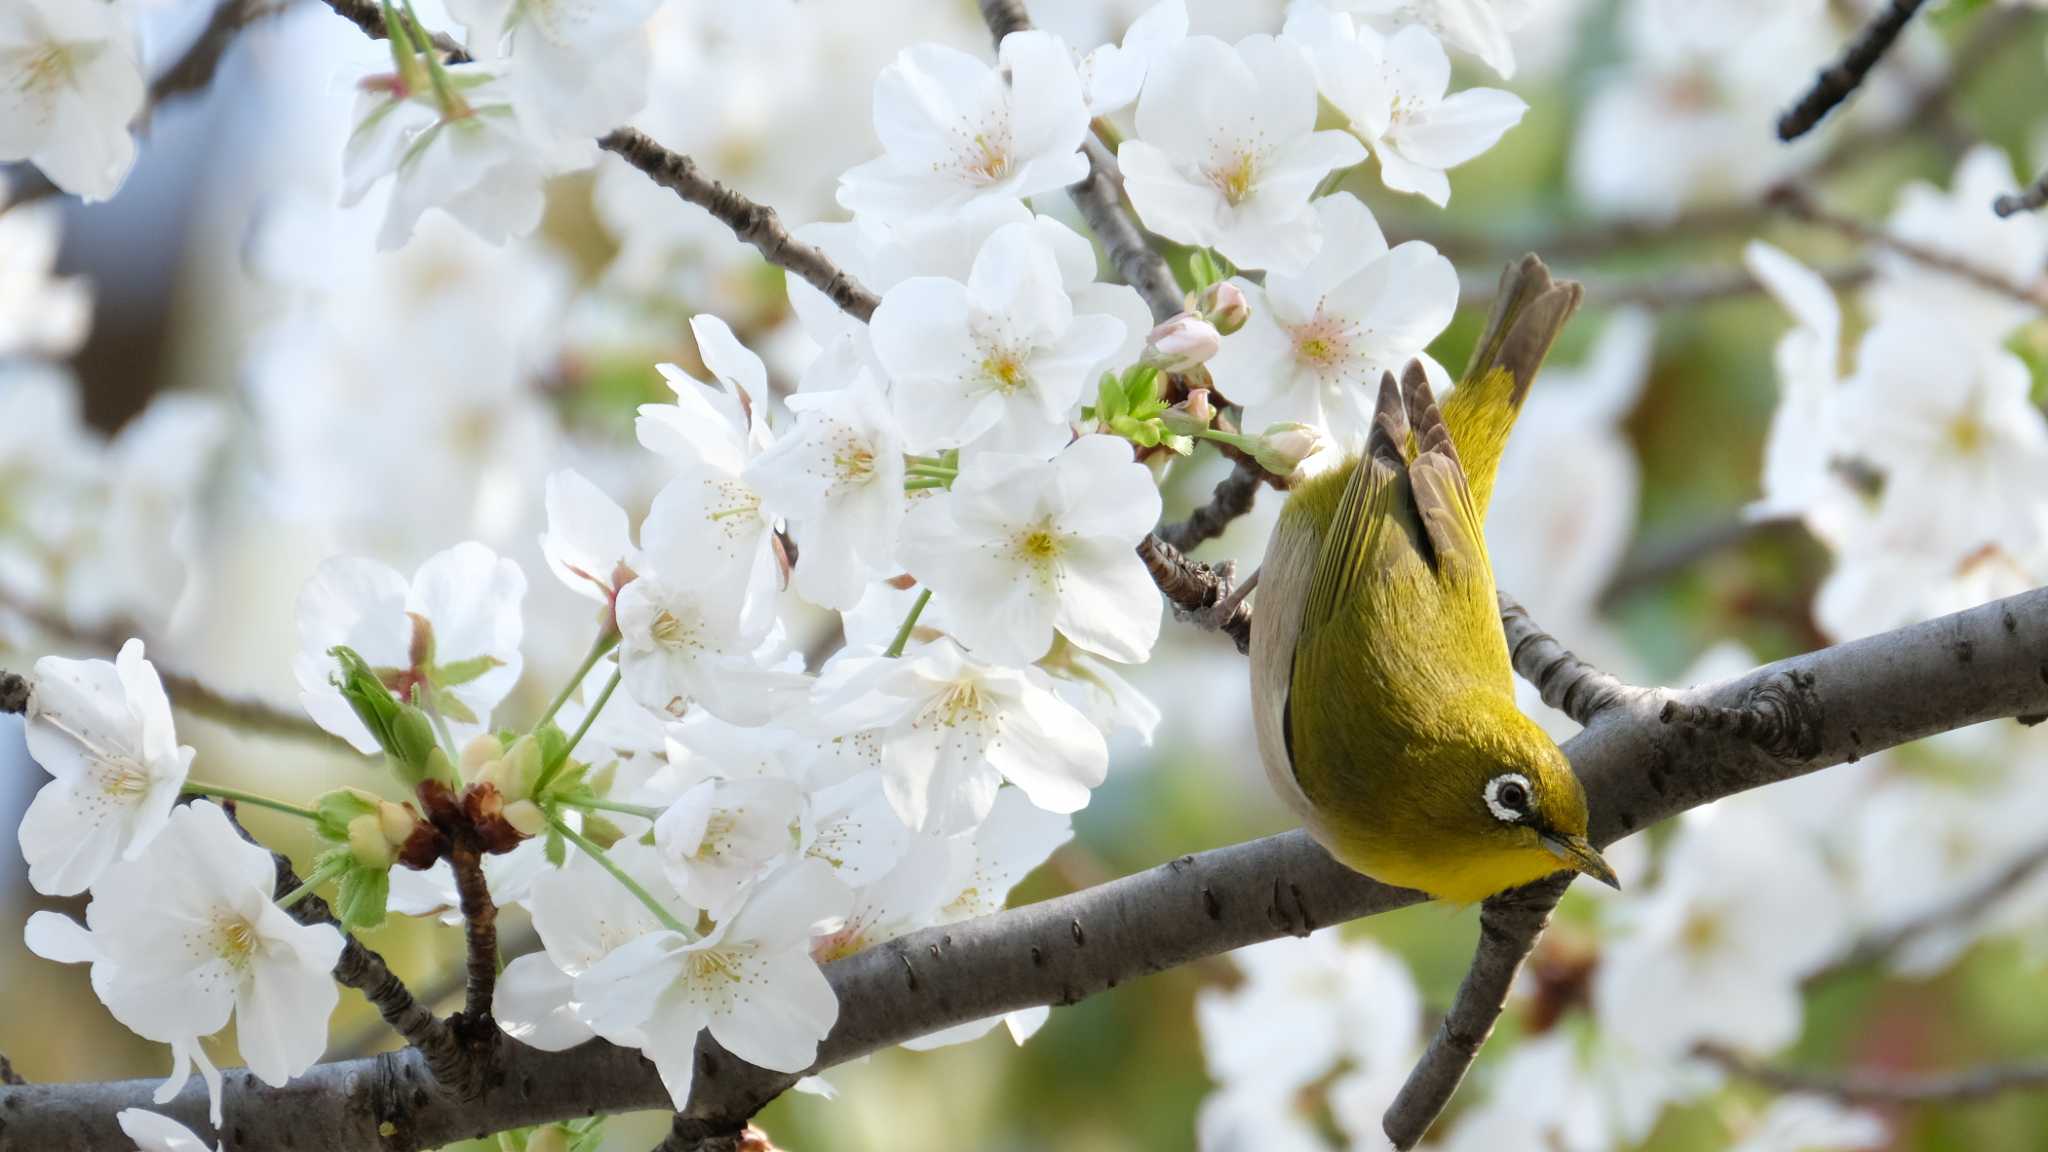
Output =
[
  {"x1": 503, "y1": 799, "x2": 547, "y2": 839},
  {"x1": 377, "y1": 800, "x2": 419, "y2": 849},
  {"x1": 501, "y1": 735, "x2": 544, "y2": 802},
  {"x1": 460, "y1": 733, "x2": 503, "y2": 777},
  {"x1": 347, "y1": 813, "x2": 395, "y2": 870},
  {"x1": 1161, "y1": 388, "x2": 1216, "y2": 435},
  {"x1": 1253, "y1": 423, "x2": 1327, "y2": 477},
  {"x1": 1141, "y1": 312, "x2": 1223, "y2": 373},
  {"x1": 1195, "y1": 280, "x2": 1250, "y2": 335}
]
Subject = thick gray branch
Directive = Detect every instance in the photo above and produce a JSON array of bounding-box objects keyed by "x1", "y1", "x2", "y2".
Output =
[{"x1": 10, "y1": 587, "x2": 2048, "y2": 1149}]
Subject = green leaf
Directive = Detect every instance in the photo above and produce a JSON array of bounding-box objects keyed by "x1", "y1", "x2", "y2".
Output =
[
  {"x1": 314, "y1": 788, "x2": 381, "y2": 844},
  {"x1": 580, "y1": 814, "x2": 624, "y2": 849},
  {"x1": 434, "y1": 654, "x2": 504, "y2": 689},
  {"x1": 335, "y1": 863, "x2": 391, "y2": 932},
  {"x1": 1095, "y1": 371, "x2": 1127, "y2": 423},
  {"x1": 1121, "y1": 363, "x2": 1160, "y2": 411},
  {"x1": 329, "y1": 646, "x2": 440, "y2": 786},
  {"x1": 544, "y1": 826, "x2": 567, "y2": 867},
  {"x1": 431, "y1": 690, "x2": 480, "y2": 725}
]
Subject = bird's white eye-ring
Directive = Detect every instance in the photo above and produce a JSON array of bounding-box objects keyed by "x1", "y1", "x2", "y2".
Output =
[{"x1": 1485, "y1": 773, "x2": 1532, "y2": 823}]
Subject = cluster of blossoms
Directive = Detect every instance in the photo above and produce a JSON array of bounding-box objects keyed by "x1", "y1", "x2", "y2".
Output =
[
  {"x1": 9, "y1": 0, "x2": 2048, "y2": 1150},
  {"x1": 1747, "y1": 146, "x2": 2048, "y2": 642},
  {"x1": 8, "y1": 0, "x2": 1530, "y2": 1143}
]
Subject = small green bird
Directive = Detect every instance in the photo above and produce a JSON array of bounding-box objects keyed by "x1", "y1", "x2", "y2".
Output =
[{"x1": 1251, "y1": 255, "x2": 1619, "y2": 905}]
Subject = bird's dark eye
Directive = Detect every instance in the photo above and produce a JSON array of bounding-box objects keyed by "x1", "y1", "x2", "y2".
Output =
[{"x1": 1484, "y1": 773, "x2": 1531, "y2": 823}]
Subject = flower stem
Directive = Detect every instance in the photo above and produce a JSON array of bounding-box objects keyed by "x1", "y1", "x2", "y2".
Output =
[
  {"x1": 278, "y1": 857, "x2": 348, "y2": 909},
  {"x1": 549, "y1": 816, "x2": 689, "y2": 935},
  {"x1": 561, "y1": 670, "x2": 620, "y2": 765},
  {"x1": 564, "y1": 796, "x2": 665, "y2": 821},
  {"x1": 884, "y1": 589, "x2": 933, "y2": 659},
  {"x1": 1195, "y1": 427, "x2": 1259, "y2": 453},
  {"x1": 904, "y1": 478, "x2": 951, "y2": 491},
  {"x1": 537, "y1": 626, "x2": 621, "y2": 731},
  {"x1": 183, "y1": 782, "x2": 320, "y2": 823},
  {"x1": 904, "y1": 463, "x2": 958, "y2": 480},
  {"x1": 418, "y1": 685, "x2": 459, "y2": 762}
]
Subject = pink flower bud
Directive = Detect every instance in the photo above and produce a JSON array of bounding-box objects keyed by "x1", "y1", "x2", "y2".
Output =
[
  {"x1": 1196, "y1": 281, "x2": 1251, "y2": 335},
  {"x1": 1142, "y1": 313, "x2": 1223, "y2": 372}
]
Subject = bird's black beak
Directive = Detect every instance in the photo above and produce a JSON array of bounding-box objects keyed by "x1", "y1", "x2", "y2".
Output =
[{"x1": 1542, "y1": 832, "x2": 1621, "y2": 890}]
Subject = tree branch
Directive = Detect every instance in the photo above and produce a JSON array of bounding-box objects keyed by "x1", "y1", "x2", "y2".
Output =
[
  {"x1": 597, "y1": 129, "x2": 882, "y2": 322},
  {"x1": 12, "y1": 585, "x2": 2048, "y2": 1149},
  {"x1": 1382, "y1": 874, "x2": 1569, "y2": 1149},
  {"x1": 1498, "y1": 593, "x2": 1636, "y2": 727},
  {"x1": 1156, "y1": 459, "x2": 1264, "y2": 553},
  {"x1": 1463, "y1": 261, "x2": 1871, "y2": 314},
  {"x1": 1768, "y1": 184, "x2": 2048, "y2": 310},
  {"x1": 1994, "y1": 173, "x2": 2048, "y2": 218},
  {"x1": 1699, "y1": 1044, "x2": 2048, "y2": 1105},
  {"x1": 0, "y1": 592, "x2": 341, "y2": 747},
  {"x1": 448, "y1": 846, "x2": 500, "y2": 1025},
  {"x1": 1813, "y1": 833, "x2": 2048, "y2": 984},
  {"x1": 1777, "y1": 0, "x2": 1931, "y2": 141}
]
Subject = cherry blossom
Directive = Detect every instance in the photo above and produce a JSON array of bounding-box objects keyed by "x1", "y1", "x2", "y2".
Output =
[
  {"x1": 869, "y1": 219, "x2": 1138, "y2": 456},
  {"x1": 0, "y1": 0, "x2": 145, "y2": 200},
  {"x1": 1285, "y1": 10, "x2": 1525, "y2": 206},
  {"x1": 899, "y1": 435, "x2": 1163, "y2": 666},
  {"x1": 18, "y1": 640, "x2": 193, "y2": 897},
  {"x1": 294, "y1": 542, "x2": 527, "y2": 754},
  {"x1": 444, "y1": 0, "x2": 664, "y2": 140},
  {"x1": 576, "y1": 859, "x2": 849, "y2": 1110},
  {"x1": 1077, "y1": 0, "x2": 1187, "y2": 116},
  {"x1": 838, "y1": 30, "x2": 1091, "y2": 222},
  {"x1": 745, "y1": 356, "x2": 908, "y2": 610},
  {"x1": 1118, "y1": 35, "x2": 1366, "y2": 273},
  {"x1": 806, "y1": 639, "x2": 1109, "y2": 834},
  {"x1": 26, "y1": 802, "x2": 344, "y2": 1125},
  {"x1": 1206, "y1": 193, "x2": 1457, "y2": 444}
]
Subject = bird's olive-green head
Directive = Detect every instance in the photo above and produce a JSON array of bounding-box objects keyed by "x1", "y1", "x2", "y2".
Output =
[{"x1": 1391, "y1": 701, "x2": 1615, "y2": 904}]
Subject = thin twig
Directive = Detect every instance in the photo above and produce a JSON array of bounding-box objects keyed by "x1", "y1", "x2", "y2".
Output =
[
  {"x1": 1769, "y1": 184, "x2": 2048, "y2": 310},
  {"x1": 327, "y1": 921, "x2": 540, "y2": 1059},
  {"x1": 1994, "y1": 173, "x2": 2048, "y2": 218},
  {"x1": 1599, "y1": 515, "x2": 1805, "y2": 607},
  {"x1": 1497, "y1": 594, "x2": 1635, "y2": 727},
  {"x1": 1382, "y1": 874, "x2": 1571, "y2": 1149},
  {"x1": 1814, "y1": 835, "x2": 2048, "y2": 984},
  {"x1": 1465, "y1": 261, "x2": 1872, "y2": 314},
  {"x1": 1808, "y1": 5, "x2": 2034, "y2": 180},
  {"x1": 0, "y1": 592, "x2": 343, "y2": 748},
  {"x1": 1156, "y1": 459, "x2": 1264, "y2": 552},
  {"x1": 597, "y1": 129, "x2": 880, "y2": 321},
  {"x1": 1778, "y1": 0, "x2": 1932, "y2": 141},
  {"x1": 1699, "y1": 1044, "x2": 2048, "y2": 1105},
  {"x1": 448, "y1": 846, "x2": 500, "y2": 1024}
]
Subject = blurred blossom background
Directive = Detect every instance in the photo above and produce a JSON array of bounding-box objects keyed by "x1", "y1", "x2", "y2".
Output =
[{"x1": 7, "y1": 0, "x2": 2048, "y2": 1150}]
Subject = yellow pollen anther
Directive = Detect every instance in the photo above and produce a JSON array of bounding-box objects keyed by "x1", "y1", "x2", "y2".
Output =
[
  {"x1": 1208, "y1": 152, "x2": 1257, "y2": 206},
  {"x1": 688, "y1": 949, "x2": 744, "y2": 983}
]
